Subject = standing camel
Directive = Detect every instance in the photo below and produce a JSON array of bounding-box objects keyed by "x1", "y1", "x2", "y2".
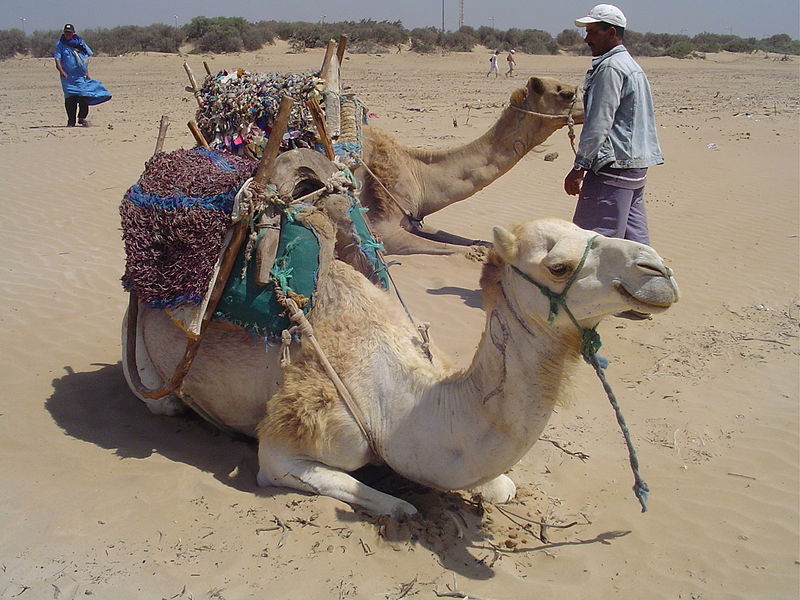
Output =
[{"x1": 357, "y1": 76, "x2": 584, "y2": 254}]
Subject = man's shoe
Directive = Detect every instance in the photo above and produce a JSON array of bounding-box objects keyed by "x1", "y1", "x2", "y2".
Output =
[
  {"x1": 67, "y1": 122, "x2": 76, "y2": 127},
  {"x1": 615, "y1": 309, "x2": 652, "y2": 321},
  {"x1": 78, "y1": 118, "x2": 88, "y2": 127}
]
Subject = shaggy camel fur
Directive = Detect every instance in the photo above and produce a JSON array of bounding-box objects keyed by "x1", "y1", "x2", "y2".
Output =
[
  {"x1": 123, "y1": 216, "x2": 679, "y2": 516},
  {"x1": 356, "y1": 76, "x2": 584, "y2": 255}
]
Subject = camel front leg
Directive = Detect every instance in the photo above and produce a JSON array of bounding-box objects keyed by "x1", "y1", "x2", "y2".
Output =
[
  {"x1": 257, "y1": 443, "x2": 418, "y2": 517},
  {"x1": 470, "y1": 474, "x2": 516, "y2": 504}
]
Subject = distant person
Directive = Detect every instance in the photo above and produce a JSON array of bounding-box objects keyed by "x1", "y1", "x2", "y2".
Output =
[
  {"x1": 505, "y1": 49, "x2": 516, "y2": 77},
  {"x1": 564, "y1": 4, "x2": 663, "y2": 319},
  {"x1": 54, "y1": 23, "x2": 111, "y2": 127},
  {"x1": 487, "y1": 50, "x2": 499, "y2": 78}
]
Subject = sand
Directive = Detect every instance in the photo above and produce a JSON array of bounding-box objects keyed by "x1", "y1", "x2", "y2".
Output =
[{"x1": 0, "y1": 41, "x2": 798, "y2": 599}]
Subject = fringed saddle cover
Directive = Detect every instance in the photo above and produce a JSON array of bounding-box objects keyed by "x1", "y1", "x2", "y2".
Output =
[
  {"x1": 195, "y1": 69, "x2": 368, "y2": 159},
  {"x1": 121, "y1": 148, "x2": 389, "y2": 340},
  {"x1": 119, "y1": 148, "x2": 256, "y2": 308}
]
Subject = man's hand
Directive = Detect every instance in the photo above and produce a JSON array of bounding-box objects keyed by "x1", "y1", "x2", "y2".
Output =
[{"x1": 564, "y1": 168, "x2": 585, "y2": 196}]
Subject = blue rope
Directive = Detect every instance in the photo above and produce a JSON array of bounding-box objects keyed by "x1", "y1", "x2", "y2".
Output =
[
  {"x1": 191, "y1": 147, "x2": 239, "y2": 171},
  {"x1": 125, "y1": 184, "x2": 236, "y2": 213},
  {"x1": 585, "y1": 348, "x2": 650, "y2": 513},
  {"x1": 511, "y1": 235, "x2": 649, "y2": 512}
]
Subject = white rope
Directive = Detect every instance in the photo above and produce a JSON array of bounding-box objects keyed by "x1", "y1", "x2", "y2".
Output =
[{"x1": 509, "y1": 98, "x2": 578, "y2": 155}]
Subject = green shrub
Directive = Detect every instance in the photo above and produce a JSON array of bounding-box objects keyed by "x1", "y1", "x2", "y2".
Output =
[
  {"x1": 29, "y1": 29, "x2": 58, "y2": 58},
  {"x1": 557, "y1": 28, "x2": 584, "y2": 51},
  {"x1": 723, "y1": 37, "x2": 756, "y2": 53},
  {"x1": 3, "y1": 19, "x2": 798, "y2": 60},
  {"x1": 516, "y1": 29, "x2": 557, "y2": 55},
  {"x1": 475, "y1": 25, "x2": 503, "y2": 50},
  {"x1": 442, "y1": 30, "x2": 478, "y2": 52},
  {"x1": 81, "y1": 24, "x2": 181, "y2": 55},
  {"x1": 667, "y1": 41, "x2": 694, "y2": 58},
  {"x1": 0, "y1": 28, "x2": 27, "y2": 59},
  {"x1": 197, "y1": 30, "x2": 243, "y2": 53},
  {"x1": 409, "y1": 26, "x2": 441, "y2": 53}
]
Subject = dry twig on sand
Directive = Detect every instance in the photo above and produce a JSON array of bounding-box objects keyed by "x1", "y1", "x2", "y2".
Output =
[
  {"x1": 434, "y1": 574, "x2": 498, "y2": 600},
  {"x1": 539, "y1": 437, "x2": 590, "y2": 461}
]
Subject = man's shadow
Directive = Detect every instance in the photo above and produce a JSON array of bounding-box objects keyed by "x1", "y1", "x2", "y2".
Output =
[{"x1": 46, "y1": 362, "x2": 628, "y2": 579}]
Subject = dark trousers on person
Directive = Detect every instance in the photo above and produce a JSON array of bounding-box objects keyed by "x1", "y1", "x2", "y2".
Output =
[
  {"x1": 65, "y1": 95, "x2": 89, "y2": 126},
  {"x1": 572, "y1": 170, "x2": 650, "y2": 245}
]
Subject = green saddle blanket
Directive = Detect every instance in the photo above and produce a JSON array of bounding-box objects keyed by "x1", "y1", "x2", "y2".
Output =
[
  {"x1": 213, "y1": 195, "x2": 388, "y2": 338},
  {"x1": 213, "y1": 214, "x2": 319, "y2": 337}
]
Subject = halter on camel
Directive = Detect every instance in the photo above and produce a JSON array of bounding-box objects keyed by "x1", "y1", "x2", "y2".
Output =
[
  {"x1": 503, "y1": 235, "x2": 650, "y2": 513},
  {"x1": 509, "y1": 93, "x2": 579, "y2": 155}
]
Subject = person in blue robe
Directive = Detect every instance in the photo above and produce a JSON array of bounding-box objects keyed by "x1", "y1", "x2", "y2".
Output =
[{"x1": 53, "y1": 23, "x2": 111, "y2": 127}]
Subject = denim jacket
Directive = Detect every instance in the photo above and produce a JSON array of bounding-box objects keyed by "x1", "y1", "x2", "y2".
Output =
[{"x1": 574, "y1": 45, "x2": 664, "y2": 172}]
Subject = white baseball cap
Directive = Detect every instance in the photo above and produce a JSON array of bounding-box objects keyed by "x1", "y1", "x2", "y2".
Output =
[{"x1": 575, "y1": 4, "x2": 627, "y2": 28}]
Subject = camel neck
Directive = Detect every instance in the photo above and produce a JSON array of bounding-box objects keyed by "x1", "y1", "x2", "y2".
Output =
[
  {"x1": 385, "y1": 296, "x2": 578, "y2": 491},
  {"x1": 435, "y1": 295, "x2": 578, "y2": 449},
  {"x1": 410, "y1": 107, "x2": 566, "y2": 217}
]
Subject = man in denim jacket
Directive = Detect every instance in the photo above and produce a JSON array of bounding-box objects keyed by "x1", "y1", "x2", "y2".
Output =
[{"x1": 564, "y1": 4, "x2": 663, "y2": 250}]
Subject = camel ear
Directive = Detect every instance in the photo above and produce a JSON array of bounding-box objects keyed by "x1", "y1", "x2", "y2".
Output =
[
  {"x1": 529, "y1": 76, "x2": 546, "y2": 96},
  {"x1": 509, "y1": 87, "x2": 527, "y2": 106},
  {"x1": 492, "y1": 226, "x2": 518, "y2": 263}
]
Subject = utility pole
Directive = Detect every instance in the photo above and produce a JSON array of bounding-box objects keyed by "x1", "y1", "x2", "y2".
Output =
[
  {"x1": 459, "y1": 0, "x2": 464, "y2": 30},
  {"x1": 19, "y1": 17, "x2": 26, "y2": 34},
  {"x1": 490, "y1": 16, "x2": 495, "y2": 29},
  {"x1": 441, "y1": 0, "x2": 445, "y2": 33}
]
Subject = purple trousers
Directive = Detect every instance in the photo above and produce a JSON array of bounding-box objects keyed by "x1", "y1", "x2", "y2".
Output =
[{"x1": 572, "y1": 171, "x2": 650, "y2": 245}]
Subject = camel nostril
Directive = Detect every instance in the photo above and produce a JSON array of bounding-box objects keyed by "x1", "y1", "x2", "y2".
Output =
[{"x1": 636, "y1": 262, "x2": 667, "y2": 277}]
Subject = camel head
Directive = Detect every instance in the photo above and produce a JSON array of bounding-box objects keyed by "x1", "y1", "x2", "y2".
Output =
[
  {"x1": 509, "y1": 76, "x2": 584, "y2": 125},
  {"x1": 482, "y1": 218, "x2": 679, "y2": 328}
]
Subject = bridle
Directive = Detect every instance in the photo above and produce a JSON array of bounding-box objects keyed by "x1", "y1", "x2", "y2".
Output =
[
  {"x1": 509, "y1": 93, "x2": 579, "y2": 155},
  {"x1": 508, "y1": 234, "x2": 599, "y2": 345},
  {"x1": 502, "y1": 233, "x2": 651, "y2": 513}
]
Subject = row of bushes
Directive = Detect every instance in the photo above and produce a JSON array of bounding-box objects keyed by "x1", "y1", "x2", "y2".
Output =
[{"x1": 1, "y1": 17, "x2": 798, "y2": 60}]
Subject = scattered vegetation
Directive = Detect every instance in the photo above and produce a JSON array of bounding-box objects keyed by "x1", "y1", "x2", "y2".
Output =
[
  {"x1": 1, "y1": 17, "x2": 797, "y2": 60},
  {"x1": 0, "y1": 28, "x2": 26, "y2": 59}
]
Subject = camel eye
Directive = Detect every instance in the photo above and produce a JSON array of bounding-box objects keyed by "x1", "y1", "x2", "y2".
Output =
[{"x1": 548, "y1": 264, "x2": 572, "y2": 278}]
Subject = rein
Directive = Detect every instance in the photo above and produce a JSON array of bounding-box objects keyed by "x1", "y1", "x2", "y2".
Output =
[{"x1": 508, "y1": 235, "x2": 650, "y2": 512}]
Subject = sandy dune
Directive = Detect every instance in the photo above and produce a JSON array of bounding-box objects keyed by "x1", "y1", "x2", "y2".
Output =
[{"x1": 0, "y1": 41, "x2": 797, "y2": 599}]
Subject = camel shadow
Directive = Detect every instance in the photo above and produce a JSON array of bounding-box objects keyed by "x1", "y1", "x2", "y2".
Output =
[
  {"x1": 46, "y1": 362, "x2": 628, "y2": 579},
  {"x1": 427, "y1": 286, "x2": 483, "y2": 309},
  {"x1": 45, "y1": 362, "x2": 263, "y2": 495}
]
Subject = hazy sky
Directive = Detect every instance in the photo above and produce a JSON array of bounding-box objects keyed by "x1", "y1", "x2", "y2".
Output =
[{"x1": 2, "y1": 0, "x2": 798, "y2": 39}]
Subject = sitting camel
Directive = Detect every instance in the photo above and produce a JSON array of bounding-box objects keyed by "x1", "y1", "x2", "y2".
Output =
[
  {"x1": 123, "y1": 214, "x2": 679, "y2": 516},
  {"x1": 356, "y1": 76, "x2": 584, "y2": 255}
]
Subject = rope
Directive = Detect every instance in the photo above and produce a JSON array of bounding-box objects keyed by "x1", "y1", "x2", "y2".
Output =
[
  {"x1": 353, "y1": 155, "x2": 417, "y2": 222},
  {"x1": 274, "y1": 288, "x2": 380, "y2": 458},
  {"x1": 585, "y1": 350, "x2": 650, "y2": 512},
  {"x1": 509, "y1": 235, "x2": 649, "y2": 512},
  {"x1": 509, "y1": 94, "x2": 578, "y2": 156},
  {"x1": 327, "y1": 159, "x2": 430, "y2": 358}
]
